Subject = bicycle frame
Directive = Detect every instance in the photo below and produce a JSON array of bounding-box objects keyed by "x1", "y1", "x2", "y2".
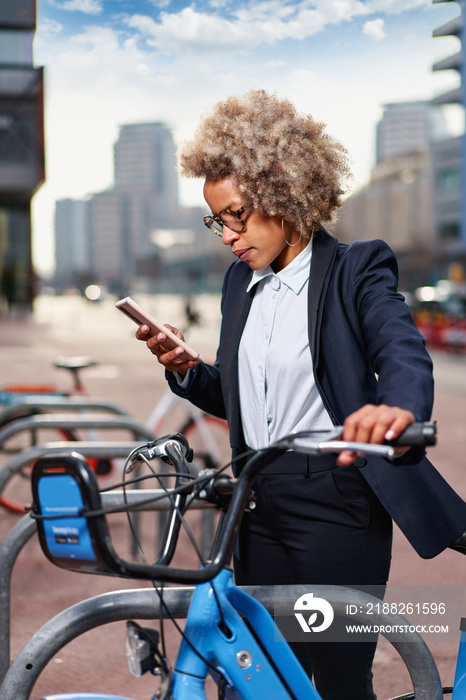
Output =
[
  {"x1": 170, "y1": 568, "x2": 318, "y2": 700},
  {"x1": 32, "y1": 568, "x2": 322, "y2": 700},
  {"x1": 452, "y1": 619, "x2": 466, "y2": 699}
]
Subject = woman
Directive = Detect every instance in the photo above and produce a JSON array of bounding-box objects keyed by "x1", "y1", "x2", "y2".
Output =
[{"x1": 136, "y1": 90, "x2": 466, "y2": 699}]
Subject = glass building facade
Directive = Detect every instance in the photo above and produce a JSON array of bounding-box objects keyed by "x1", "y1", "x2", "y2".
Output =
[{"x1": 0, "y1": 0, "x2": 44, "y2": 313}]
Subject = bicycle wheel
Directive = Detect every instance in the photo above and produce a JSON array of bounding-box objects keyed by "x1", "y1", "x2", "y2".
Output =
[
  {"x1": 0, "y1": 409, "x2": 77, "y2": 513},
  {"x1": 181, "y1": 414, "x2": 231, "y2": 472}
]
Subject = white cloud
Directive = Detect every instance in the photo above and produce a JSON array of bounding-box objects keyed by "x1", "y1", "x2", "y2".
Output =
[
  {"x1": 38, "y1": 17, "x2": 64, "y2": 34},
  {"x1": 127, "y1": 5, "x2": 328, "y2": 55},
  {"x1": 120, "y1": 0, "x2": 441, "y2": 59},
  {"x1": 364, "y1": 0, "x2": 430, "y2": 13},
  {"x1": 208, "y1": 0, "x2": 232, "y2": 7},
  {"x1": 148, "y1": 0, "x2": 171, "y2": 8},
  {"x1": 363, "y1": 18, "x2": 387, "y2": 41},
  {"x1": 127, "y1": 9, "x2": 253, "y2": 53},
  {"x1": 264, "y1": 59, "x2": 288, "y2": 69},
  {"x1": 123, "y1": 0, "x2": 434, "y2": 59},
  {"x1": 51, "y1": 0, "x2": 103, "y2": 14}
]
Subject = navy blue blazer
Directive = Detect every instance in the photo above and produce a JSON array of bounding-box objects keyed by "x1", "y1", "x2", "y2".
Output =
[{"x1": 168, "y1": 228, "x2": 466, "y2": 558}]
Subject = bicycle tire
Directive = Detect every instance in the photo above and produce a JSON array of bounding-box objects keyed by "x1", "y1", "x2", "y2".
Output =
[
  {"x1": 0, "y1": 413, "x2": 116, "y2": 515},
  {"x1": 0, "y1": 408, "x2": 78, "y2": 513}
]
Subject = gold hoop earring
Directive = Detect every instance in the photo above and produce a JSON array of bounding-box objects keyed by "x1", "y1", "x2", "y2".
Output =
[{"x1": 282, "y1": 219, "x2": 303, "y2": 247}]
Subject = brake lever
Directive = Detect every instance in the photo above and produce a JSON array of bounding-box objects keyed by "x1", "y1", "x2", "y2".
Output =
[{"x1": 125, "y1": 433, "x2": 192, "y2": 474}]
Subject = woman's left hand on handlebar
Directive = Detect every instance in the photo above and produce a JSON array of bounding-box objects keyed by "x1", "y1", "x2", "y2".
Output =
[{"x1": 336, "y1": 404, "x2": 416, "y2": 467}]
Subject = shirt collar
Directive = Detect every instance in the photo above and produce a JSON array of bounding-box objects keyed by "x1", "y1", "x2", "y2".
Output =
[{"x1": 246, "y1": 238, "x2": 312, "y2": 294}]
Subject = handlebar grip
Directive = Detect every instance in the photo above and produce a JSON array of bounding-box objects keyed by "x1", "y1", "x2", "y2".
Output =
[{"x1": 386, "y1": 421, "x2": 436, "y2": 447}]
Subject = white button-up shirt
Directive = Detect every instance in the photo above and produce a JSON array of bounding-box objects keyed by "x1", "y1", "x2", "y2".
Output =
[{"x1": 238, "y1": 240, "x2": 332, "y2": 450}]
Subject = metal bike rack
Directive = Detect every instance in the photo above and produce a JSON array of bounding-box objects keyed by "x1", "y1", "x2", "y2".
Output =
[
  {"x1": 0, "y1": 584, "x2": 443, "y2": 700},
  {"x1": 0, "y1": 414, "x2": 155, "y2": 446},
  {"x1": 0, "y1": 441, "x2": 149, "y2": 499},
  {"x1": 0, "y1": 397, "x2": 131, "y2": 424},
  {"x1": 0, "y1": 490, "x2": 211, "y2": 684}
]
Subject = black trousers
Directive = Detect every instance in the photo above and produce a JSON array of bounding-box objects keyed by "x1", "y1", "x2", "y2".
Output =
[{"x1": 233, "y1": 453, "x2": 393, "y2": 700}]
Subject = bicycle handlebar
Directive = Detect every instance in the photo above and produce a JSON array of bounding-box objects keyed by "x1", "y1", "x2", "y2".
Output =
[
  {"x1": 282, "y1": 421, "x2": 437, "y2": 459},
  {"x1": 32, "y1": 422, "x2": 436, "y2": 585},
  {"x1": 113, "y1": 421, "x2": 436, "y2": 583}
]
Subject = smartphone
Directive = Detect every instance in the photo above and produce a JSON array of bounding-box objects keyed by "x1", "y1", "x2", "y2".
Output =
[{"x1": 116, "y1": 296, "x2": 199, "y2": 362}]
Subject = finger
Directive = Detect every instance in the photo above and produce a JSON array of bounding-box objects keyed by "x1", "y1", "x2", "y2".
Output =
[
  {"x1": 153, "y1": 329, "x2": 183, "y2": 346},
  {"x1": 336, "y1": 450, "x2": 358, "y2": 467},
  {"x1": 343, "y1": 405, "x2": 414, "y2": 446},
  {"x1": 367, "y1": 406, "x2": 403, "y2": 445},
  {"x1": 157, "y1": 345, "x2": 193, "y2": 367},
  {"x1": 135, "y1": 324, "x2": 151, "y2": 340},
  {"x1": 163, "y1": 324, "x2": 184, "y2": 340},
  {"x1": 157, "y1": 349, "x2": 201, "y2": 375},
  {"x1": 145, "y1": 334, "x2": 166, "y2": 355},
  {"x1": 342, "y1": 404, "x2": 376, "y2": 444},
  {"x1": 384, "y1": 411, "x2": 416, "y2": 442},
  {"x1": 346, "y1": 405, "x2": 399, "y2": 445}
]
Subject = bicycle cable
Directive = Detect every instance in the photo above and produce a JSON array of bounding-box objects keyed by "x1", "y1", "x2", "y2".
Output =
[
  {"x1": 121, "y1": 452, "x2": 205, "y2": 567},
  {"x1": 119, "y1": 450, "x2": 232, "y2": 686}
]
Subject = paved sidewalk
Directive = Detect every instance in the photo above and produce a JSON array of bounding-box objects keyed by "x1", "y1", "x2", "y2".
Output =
[{"x1": 1, "y1": 296, "x2": 466, "y2": 699}]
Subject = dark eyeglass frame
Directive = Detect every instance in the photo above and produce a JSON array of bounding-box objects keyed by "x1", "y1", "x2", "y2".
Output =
[{"x1": 203, "y1": 206, "x2": 248, "y2": 237}]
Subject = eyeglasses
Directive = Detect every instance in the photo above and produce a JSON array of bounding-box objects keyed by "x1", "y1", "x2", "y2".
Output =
[{"x1": 203, "y1": 206, "x2": 249, "y2": 237}]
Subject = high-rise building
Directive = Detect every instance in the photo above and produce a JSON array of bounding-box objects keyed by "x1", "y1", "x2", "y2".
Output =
[
  {"x1": 375, "y1": 101, "x2": 442, "y2": 163},
  {"x1": 0, "y1": 0, "x2": 44, "y2": 313},
  {"x1": 115, "y1": 123, "x2": 177, "y2": 189},
  {"x1": 336, "y1": 100, "x2": 441, "y2": 288},
  {"x1": 91, "y1": 123, "x2": 181, "y2": 288},
  {"x1": 114, "y1": 122, "x2": 178, "y2": 220},
  {"x1": 431, "y1": 0, "x2": 465, "y2": 258},
  {"x1": 88, "y1": 189, "x2": 133, "y2": 286},
  {"x1": 55, "y1": 121, "x2": 230, "y2": 293},
  {"x1": 336, "y1": 148, "x2": 435, "y2": 290},
  {"x1": 54, "y1": 199, "x2": 90, "y2": 289}
]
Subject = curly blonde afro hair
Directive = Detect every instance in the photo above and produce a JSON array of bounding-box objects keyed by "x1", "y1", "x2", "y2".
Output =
[{"x1": 179, "y1": 90, "x2": 351, "y2": 232}]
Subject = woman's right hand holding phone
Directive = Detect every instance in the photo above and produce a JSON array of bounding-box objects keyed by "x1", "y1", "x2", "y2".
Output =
[{"x1": 136, "y1": 324, "x2": 201, "y2": 377}]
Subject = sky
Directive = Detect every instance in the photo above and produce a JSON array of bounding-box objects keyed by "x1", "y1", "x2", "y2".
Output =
[{"x1": 32, "y1": 0, "x2": 463, "y2": 276}]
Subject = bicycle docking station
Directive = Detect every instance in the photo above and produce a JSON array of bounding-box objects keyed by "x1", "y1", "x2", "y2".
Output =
[
  {"x1": 31, "y1": 450, "x2": 192, "y2": 578},
  {"x1": 0, "y1": 424, "x2": 450, "y2": 700}
]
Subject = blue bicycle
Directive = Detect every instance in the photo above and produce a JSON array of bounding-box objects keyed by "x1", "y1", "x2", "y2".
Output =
[{"x1": 1, "y1": 424, "x2": 453, "y2": 700}]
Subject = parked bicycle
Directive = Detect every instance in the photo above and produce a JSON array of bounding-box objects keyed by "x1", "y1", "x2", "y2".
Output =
[
  {"x1": 0, "y1": 422, "x2": 447, "y2": 700},
  {"x1": 0, "y1": 356, "x2": 117, "y2": 511},
  {"x1": 0, "y1": 306, "x2": 229, "y2": 513}
]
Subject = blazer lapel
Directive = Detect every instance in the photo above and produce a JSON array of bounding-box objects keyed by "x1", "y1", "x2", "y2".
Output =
[
  {"x1": 308, "y1": 228, "x2": 339, "y2": 364},
  {"x1": 219, "y1": 270, "x2": 255, "y2": 449}
]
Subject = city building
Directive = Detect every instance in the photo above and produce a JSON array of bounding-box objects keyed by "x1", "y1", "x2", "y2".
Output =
[
  {"x1": 336, "y1": 100, "x2": 448, "y2": 289},
  {"x1": 54, "y1": 198, "x2": 91, "y2": 290},
  {"x1": 0, "y1": 0, "x2": 44, "y2": 313},
  {"x1": 337, "y1": 0, "x2": 466, "y2": 289},
  {"x1": 114, "y1": 122, "x2": 178, "y2": 214},
  {"x1": 432, "y1": 135, "x2": 462, "y2": 260},
  {"x1": 54, "y1": 122, "x2": 231, "y2": 294},
  {"x1": 431, "y1": 0, "x2": 465, "y2": 266},
  {"x1": 336, "y1": 148, "x2": 436, "y2": 290},
  {"x1": 375, "y1": 101, "x2": 447, "y2": 164}
]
